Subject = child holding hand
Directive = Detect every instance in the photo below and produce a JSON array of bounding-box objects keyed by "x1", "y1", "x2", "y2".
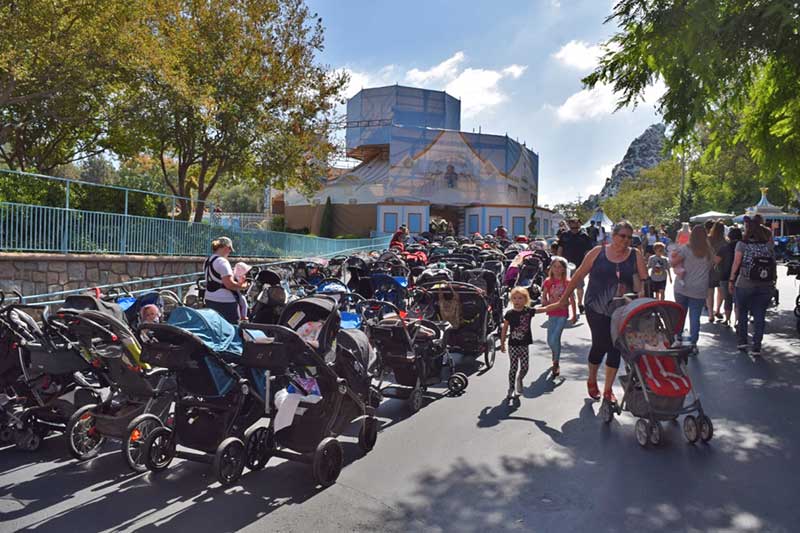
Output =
[
  {"x1": 541, "y1": 256, "x2": 576, "y2": 378},
  {"x1": 500, "y1": 287, "x2": 559, "y2": 399}
]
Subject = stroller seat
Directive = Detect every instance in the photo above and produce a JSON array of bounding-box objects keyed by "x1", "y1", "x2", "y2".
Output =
[{"x1": 637, "y1": 356, "x2": 691, "y2": 397}]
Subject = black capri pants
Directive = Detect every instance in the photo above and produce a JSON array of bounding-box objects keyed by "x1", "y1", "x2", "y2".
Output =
[
  {"x1": 585, "y1": 309, "x2": 621, "y2": 369},
  {"x1": 205, "y1": 300, "x2": 240, "y2": 324}
]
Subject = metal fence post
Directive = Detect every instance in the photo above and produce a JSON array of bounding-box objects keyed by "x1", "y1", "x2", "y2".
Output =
[
  {"x1": 168, "y1": 197, "x2": 175, "y2": 255},
  {"x1": 62, "y1": 181, "x2": 71, "y2": 253},
  {"x1": 121, "y1": 189, "x2": 129, "y2": 255}
]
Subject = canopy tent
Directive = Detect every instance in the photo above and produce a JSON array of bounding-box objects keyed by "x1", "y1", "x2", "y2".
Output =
[
  {"x1": 689, "y1": 211, "x2": 733, "y2": 223},
  {"x1": 582, "y1": 207, "x2": 614, "y2": 231},
  {"x1": 733, "y1": 187, "x2": 800, "y2": 235}
]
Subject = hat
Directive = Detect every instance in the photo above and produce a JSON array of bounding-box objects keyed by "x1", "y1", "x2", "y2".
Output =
[
  {"x1": 215, "y1": 236, "x2": 235, "y2": 252},
  {"x1": 233, "y1": 261, "x2": 252, "y2": 280}
]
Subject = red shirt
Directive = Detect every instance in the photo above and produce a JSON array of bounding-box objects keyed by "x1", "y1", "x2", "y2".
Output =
[{"x1": 542, "y1": 278, "x2": 569, "y2": 317}]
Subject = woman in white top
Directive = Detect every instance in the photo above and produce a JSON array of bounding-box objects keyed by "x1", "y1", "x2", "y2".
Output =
[{"x1": 204, "y1": 237, "x2": 247, "y2": 324}]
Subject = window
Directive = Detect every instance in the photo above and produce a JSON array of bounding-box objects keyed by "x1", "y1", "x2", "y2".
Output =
[
  {"x1": 383, "y1": 212, "x2": 398, "y2": 233},
  {"x1": 468, "y1": 214, "x2": 479, "y2": 234},
  {"x1": 489, "y1": 216, "x2": 503, "y2": 233},
  {"x1": 408, "y1": 213, "x2": 421, "y2": 233},
  {"x1": 512, "y1": 216, "x2": 526, "y2": 237}
]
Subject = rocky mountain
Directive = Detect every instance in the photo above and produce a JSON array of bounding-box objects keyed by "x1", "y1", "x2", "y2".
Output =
[{"x1": 585, "y1": 123, "x2": 668, "y2": 208}]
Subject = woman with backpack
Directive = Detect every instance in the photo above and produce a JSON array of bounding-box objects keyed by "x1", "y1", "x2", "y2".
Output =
[
  {"x1": 204, "y1": 236, "x2": 248, "y2": 324},
  {"x1": 729, "y1": 219, "x2": 775, "y2": 356},
  {"x1": 671, "y1": 225, "x2": 713, "y2": 356}
]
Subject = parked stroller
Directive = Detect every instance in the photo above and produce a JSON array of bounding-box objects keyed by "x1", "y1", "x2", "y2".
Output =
[
  {"x1": 602, "y1": 298, "x2": 714, "y2": 448},
  {"x1": 0, "y1": 292, "x2": 100, "y2": 450},
  {"x1": 362, "y1": 300, "x2": 467, "y2": 412},
  {"x1": 62, "y1": 310, "x2": 175, "y2": 471},
  {"x1": 238, "y1": 296, "x2": 379, "y2": 486},
  {"x1": 249, "y1": 269, "x2": 292, "y2": 324},
  {"x1": 369, "y1": 271, "x2": 410, "y2": 310}
]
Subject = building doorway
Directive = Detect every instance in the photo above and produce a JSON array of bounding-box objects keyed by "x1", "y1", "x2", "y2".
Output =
[{"x1": 430, "y1": 205, "x2": 464, "y2": 235}]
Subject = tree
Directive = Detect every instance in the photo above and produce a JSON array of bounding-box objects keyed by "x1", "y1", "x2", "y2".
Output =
[
  {"x1": 110, "y1": 0, "x2": 347, "y2": 222},
  {"x1": 528, "y1": 195, "x2": 538, "y2": 236},
  {"x1": 213, "y1": 184, "x2": 261, "y2": 213},
  {"x1": 79, "y1": 155, "x2": 116, "y2": 184},
  {"x1": 601, "y1": 160, "x2": 682, "y2": 227},
  {"x1": 0, "y1": 1, "x2": 145, "y2": 172},
  {"x1": 552, "y1": 200, "x2": 593, "y2": 223},
  {"x1": 584, "y1": 0, "x2": 800, "y2": 189},
  {"x1": 319, "y1": 196, "x2": 334, "y2": 238}
]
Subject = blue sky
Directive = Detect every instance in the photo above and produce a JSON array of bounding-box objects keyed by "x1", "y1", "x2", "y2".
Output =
[{"x1": 307, "y1": 0, "x2": 664, "y2": 207}]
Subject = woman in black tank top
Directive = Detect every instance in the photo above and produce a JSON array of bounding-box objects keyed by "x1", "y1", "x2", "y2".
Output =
[{"x1": 555, "y1": 221, "x2": 648, "y2": 402}]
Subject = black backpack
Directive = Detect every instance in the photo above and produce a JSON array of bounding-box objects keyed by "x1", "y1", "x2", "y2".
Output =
[{"x1": 748, "y1": 255, "x2": 776, "y2": 282}]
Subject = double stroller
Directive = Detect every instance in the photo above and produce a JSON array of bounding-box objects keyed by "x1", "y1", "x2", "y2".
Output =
[
  {"x1": 0, "y1": 292, "x2": 101, "y2": 451},
  {"x1": 603, "y1": 298, "x2": 714, "y2": 447},
  {"x1": 59, "y1": 302, "x2": 175, "y2": 472},
  {"x1": 363, "y1": 300, "x2": 468, "y2": 412}
]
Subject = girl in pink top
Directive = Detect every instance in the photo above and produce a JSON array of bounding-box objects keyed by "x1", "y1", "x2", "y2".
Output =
[{"x1": 541, "y1": 256, "x2": 577, "y2": 378}]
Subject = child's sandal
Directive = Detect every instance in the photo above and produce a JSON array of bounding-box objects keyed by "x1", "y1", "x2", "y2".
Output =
[{"x1": 551, "y1": 363, "x2": 560, "y2": 378}]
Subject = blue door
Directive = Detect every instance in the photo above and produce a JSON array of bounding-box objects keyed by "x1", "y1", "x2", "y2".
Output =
[
  {"x1": 512, "y1": 216, "x2": 526, "y2": 237},
  {"x1": 408, "y1": 213, "x2": 421, "y2": 233},
  {"x1": 468, "y1": 214, "x2": 479, "y2": 234},
  {"x1": 384, "y1": 212, "x2": 398, "y2": 233},
  {"x1": 489, "y1": 216, "x2": 503, "y2": 235}
]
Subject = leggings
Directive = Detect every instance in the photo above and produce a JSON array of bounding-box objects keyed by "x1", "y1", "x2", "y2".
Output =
[
  {"x1": 546, "y1": 315, "x2": 568, "y2": 362},
  {"x1": 508, "y1": 345, "x2": 530, "y2": 388},
  {"x1": 585, "y1": 309, "x2": 621, "y2": 369}
]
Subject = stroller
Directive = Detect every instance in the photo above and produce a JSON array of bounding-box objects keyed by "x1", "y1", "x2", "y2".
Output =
[
  {"x1": 369, "y1": 271, "x2": 410, "y2": 310},
  {"x1": 138, "y1": 306, "x2": 269, "y2": 485},
  {"x1": 316, "y1": 279, "x2": 365, "y2": 329},
  {"x1": 362, "y1": 300, "x2": 467, "y2": 413},
  {"x1": 249, "y1": 269, "x2": 293, "y2": 324},
  {"x1": 412, "y1": 282, "x2": 497, "y2": 370},
  {"x1": 602, "y1": 298, "x2": 714, "y2": 448},
  {"x1": 0, "y1": 292, "x2": 101, "y2": 450},
  {"x1": 61, "y1": 309, "x2": 175, "y2": 471},
  {"x1": 238, "y1": 296, "x2": 379, "y2": 486}
]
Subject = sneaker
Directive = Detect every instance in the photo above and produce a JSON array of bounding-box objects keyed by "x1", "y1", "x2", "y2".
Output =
[
  {"x1": 751, "y1": 345, "x2": 762, "y2": 356},
  {"x1": 690, "y1": 345, "x2": 699, "y2": 356},
  {"x1": 578, "y1": 304, "x2": 585, "y2": 314},
  {"x1": 708, "y1": 316, "x2": 715, "y2": 324},
  {"x1": 714, "y1": 312, "x2": 724, "y2": 319},
  {"x1": 515, "y1": 377, "x2": 523, "y2": 395},
  {"x1": 737, "y1": 343, "x2": 748, "y2": 352},
  {"x1": 507, "y1": 387, "x2": 515, "y2": 399}
]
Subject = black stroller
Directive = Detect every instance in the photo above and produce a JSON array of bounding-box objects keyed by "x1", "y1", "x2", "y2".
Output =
[
  {"x1": 61, "y1": 310, "x2": 174, "y2": 472},
  {"x1": 0, "y1": 292, "x2": 101, "y2": 451},
  {"x1": 362, "y1": 300, "x2": 467, "y2": 413},
  {"x1": 249, "y1": 269, "x2": 292, "y2": 324},
  {"x1": 412, "y1": 282, "x2": 497, "y2": 370},
  {"x1": 138, "y1": 306, "x2": 268, "y2": 485},
  {"x1": 238, "y1": 296, "x2": 379, "y2": 486},
  {"x1": 603, "y1": 298, "x2": 714, "y2": 448}
]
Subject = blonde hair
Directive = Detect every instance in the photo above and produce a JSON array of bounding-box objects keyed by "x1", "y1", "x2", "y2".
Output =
[{"x1": 509, "y1": 286, "x2": 531, "y2": 306}]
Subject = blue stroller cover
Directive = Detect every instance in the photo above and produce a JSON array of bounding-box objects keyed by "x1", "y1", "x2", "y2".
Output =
[
  {"x1": 167, "y1": 307, "x2": 242, "y2": 355},
  {"x1": 317, "y1": 280, "x2": 361, "y2": 329}
]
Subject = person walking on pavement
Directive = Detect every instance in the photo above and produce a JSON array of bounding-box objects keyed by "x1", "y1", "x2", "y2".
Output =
[
  {"x1": 557, "y1": 217, "x2": 595, "y2": 315},
  {"x1": 730, "y1": 219, "x2": 775, "y2": 356},
  {"x1": 587, "y1": 220, "x2": 599, "y2": 243},
  {"x1": 204, "y1": 237, "x2": 248, "y2": 324},
  {"x1": 707, "y1": 220, "x2": 727, "y2": 322},
  {"x1": 671, "y1": 225, "x2": 713, "y2": 355},
  {"x1": 556, "y1": 221, "x2": 648, "y2": 402},
  {"x1": 541, "y1": 256, "x2": 577, "y2": 378},
  {"x1": 715, "y1": 226, "x2": 742, "y2": 327},
  {"x1": 499, "y1": 288, "x2": 552, "y2": 399}
]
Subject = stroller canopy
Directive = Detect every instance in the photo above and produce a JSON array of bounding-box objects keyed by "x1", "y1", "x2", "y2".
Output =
[
  {"x1": 610, "y1": 298, "x2": 685, "y2": 347},
  {"x1": 167, "y1": 306, "x2": 242, "y2": 355}
]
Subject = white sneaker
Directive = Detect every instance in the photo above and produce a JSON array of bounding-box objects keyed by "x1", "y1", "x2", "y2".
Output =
[
  {"x1": 507, "y1": 387, "x2": 515, "y2": 399},
  {"x1": 515, "y1": 377, "x2": 523, "y2": 396}
]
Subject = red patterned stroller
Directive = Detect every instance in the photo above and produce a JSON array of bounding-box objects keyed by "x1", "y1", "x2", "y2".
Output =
[{"x1": 603, "y1": 298, "x2": 714, "y2": 448}]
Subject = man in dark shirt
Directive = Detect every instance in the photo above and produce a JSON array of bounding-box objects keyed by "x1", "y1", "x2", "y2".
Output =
[
  {"x1": 587, "y1": 220, "x2": 599, "y2": 243},
  {"x1": 557, "y1": 217, "x2": 595, "y2": 314}
]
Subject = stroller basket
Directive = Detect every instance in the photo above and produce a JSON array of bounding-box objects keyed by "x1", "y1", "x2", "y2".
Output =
[
  {"x1": 28, "y1": 345, "x2": 87, "y2": 375},
  {"x1": 139, "y1": 324, "x2": 201, "y2": 369},
  {"x1": 619, "y1": 374, "x2": 685, "y2": 417},
  {"x1": 240, "y1": 324, "x2": 317, "y2": 370}
]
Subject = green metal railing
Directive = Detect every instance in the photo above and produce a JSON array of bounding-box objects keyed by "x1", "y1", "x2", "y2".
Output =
[{"x1": 0, "y1": 169, "x2": 390, "y2": 257}]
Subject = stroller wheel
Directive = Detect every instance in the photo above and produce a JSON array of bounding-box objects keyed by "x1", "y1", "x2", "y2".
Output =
[
  {"x1": 698, "y1": 415, "x2": 714, "y2": 442},
  {"x1": 123, "y1": 414, "x2": 163, "y2": 472},
  {"x1": 407, "y1": 387, "x2": 424, "y2": 413},
  {"x1": 599, "y1": 400, "x2": 614, "y2": 424},
  {"x1": 484, "y1": 335, "x2": 497, "y2": 369},
  {"x1": 214, "y1": 437, "x2": 246, "y2": 485},
  {"x1": 143, "y1": 426, "x2": 176, "y2": 473},
  {"x1": 312, "y1": 437, "x2": 343, "y2": 487},
  {"x1": 15, "y1": 428, "x2": 42, "y2": 452},
  {"x1": 649, "y1": 421, "x2": 663, "y2": 446},
  {"x1": 635, "y1": 419, "x2": 649, "y2": 447},
  {"x1": 0, "y1": 426, "x2": 13, "y2": 443},
  {"x1": 447, "y1": 373, "x2": 468, "y2": 394},
  {"x1": 358, "y1": 416, "x2": 379, "y2": 453},
  {"x1": 683, "y1": 415, "x2": 699, "y2": 444},
  {"x1": 66, "y1": 404, "x2": 105, "y2": 460},
  {"x1": 244, "y1": 426, "x2": 271, "y2": 471}
]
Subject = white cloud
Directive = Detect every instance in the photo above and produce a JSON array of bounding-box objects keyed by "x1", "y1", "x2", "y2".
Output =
[
  {"x1": 341, "y1": 65, "x2": 398, "y2": 98},
  {"x1": 555, "y1": 78, "x2": 666, "y2": 122},
  {"x1": 406, "y1": 52, "x2": 466, "y2": 85},
  {"x1": 586, "y1": 163, "x2": 615, "y2": 195},
  {"x1": 553, "y1": 40, "x2": 604, "y2": 71},
  {"x1": 502, "y1": 64, "x2": 527, "y2": 79}
]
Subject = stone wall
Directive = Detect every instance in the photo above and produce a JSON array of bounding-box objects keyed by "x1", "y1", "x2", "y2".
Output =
[{"x1": 0, "y1": 253, "x2": 270, "y2": 300}]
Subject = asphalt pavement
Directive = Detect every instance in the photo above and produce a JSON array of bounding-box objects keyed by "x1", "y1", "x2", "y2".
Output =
[{"x1": 1, "y1": 268, "x2": 799, "y2": 533}]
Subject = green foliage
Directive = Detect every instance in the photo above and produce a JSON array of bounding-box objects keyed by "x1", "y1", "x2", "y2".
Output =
[
  {"x1": 212, "y1": 184, "x2": 261, "y2": 213},
  {"x1": 0, "y1": 1, "x2": 146, "y2": 172},
  {"x1": 552, "y1": 201, "x2": 593, "y2": 223},
  {"x1": 319, "y1": 196, "x2": 334, "y2": 238},
  {"x1": 270, "y1": 214, "x2": 287, "y2": 232},
  {"x1": 601, "y1": 160, "x2": 682, "y2": 226},
  {"x1": 528, "y1": 196, "x2": 537, "y2": 235},
  {"x1": 585, "y1": 0, "x2": 800, "y2": 190}
]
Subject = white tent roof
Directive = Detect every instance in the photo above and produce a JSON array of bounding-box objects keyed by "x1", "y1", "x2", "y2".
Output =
[
  {"x1": 582, "y1": 208, "x2": 613, "y2": 230},
  {"x1": 689, "y1": 211, "x2": 733, "y2": 223}
]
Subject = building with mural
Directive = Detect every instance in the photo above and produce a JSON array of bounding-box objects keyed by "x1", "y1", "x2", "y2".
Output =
[{"x1": 285, "y1": 85, "x2": 559, "y2": 237}]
